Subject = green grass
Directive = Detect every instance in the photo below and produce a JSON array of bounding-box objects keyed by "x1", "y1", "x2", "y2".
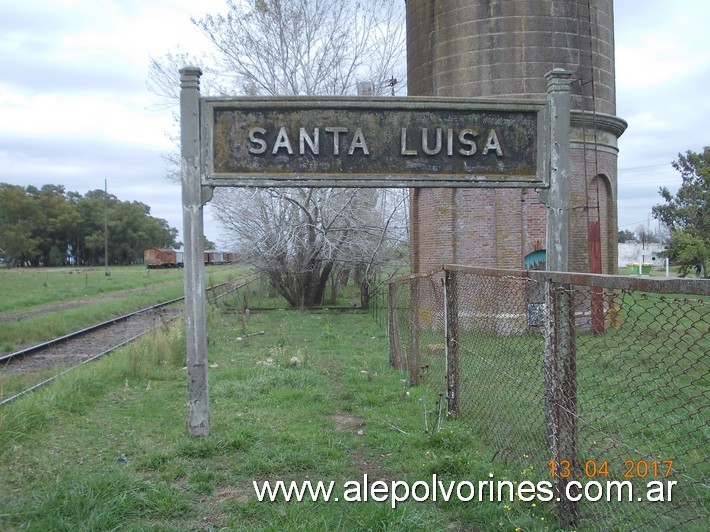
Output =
[
  {"x1": 0, "y1": 264, "x2": 251, "y2": 352},
  {"x1": 0, "y1": 297, "x2": 560, "y2": 531},
  {"x1": 7, "y1": 273, "x2": 702, "y2": 529},
  {"x1": 0, "y1": 265, "x2": 178, "y2": 313},
  {"x1": 434, "y1": 290, "x2": 709, "y2": 530},
  {"x1": 617, "y1": 265, "x2": 684, "y2": 277},
  {"x1": 0, "y1": 264, "x2": 253, "y2": 402}
]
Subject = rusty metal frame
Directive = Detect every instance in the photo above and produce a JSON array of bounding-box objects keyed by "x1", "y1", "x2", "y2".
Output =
[{"x1": 442, "y1": 264, "x2": 710, "y2": 296}]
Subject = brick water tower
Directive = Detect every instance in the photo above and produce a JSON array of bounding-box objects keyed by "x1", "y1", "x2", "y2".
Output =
[{"x1": 406, "y1": 0, "x2": 627, "y2": 273}]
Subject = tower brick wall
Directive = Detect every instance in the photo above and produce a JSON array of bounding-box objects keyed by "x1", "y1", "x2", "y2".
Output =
[{"x1": 406, "y1": 0, "x2": 626, "y2": 274}]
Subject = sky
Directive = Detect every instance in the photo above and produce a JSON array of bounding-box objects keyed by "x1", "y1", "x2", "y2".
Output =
[{"x1": 1, "y1": 0, "x2": 708, "y2": 247}]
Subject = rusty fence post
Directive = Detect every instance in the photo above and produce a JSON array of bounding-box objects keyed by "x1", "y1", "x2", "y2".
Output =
[
  {"x1": 444, "y1": 269, "x2": 460, "y2": 417},
  {"x1": 544, "y1": 280, "x2": 579, "y2": 525},
  {"x1": 408, "y1": 277, "x2": 421, "y2": 386},
  {"x1": 388, "y1": 281, "x2": 404, "y2": 370}
]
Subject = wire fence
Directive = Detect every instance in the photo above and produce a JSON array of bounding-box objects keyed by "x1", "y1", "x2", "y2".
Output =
[{"x1": 388, "y1": 266, "x2": 709, "y2": 530}]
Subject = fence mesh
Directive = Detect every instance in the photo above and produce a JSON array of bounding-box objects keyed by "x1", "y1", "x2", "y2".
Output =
[{"x1": 388, "y1": 266, "x2": 709, "y2": 530}]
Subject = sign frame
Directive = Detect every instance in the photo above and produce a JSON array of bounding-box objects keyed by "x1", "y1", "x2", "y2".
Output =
[
  {"x1": 179, "y1": 66, "x2": 572, "y2": 437},
  {"x1": 200, "y1": 96, "x2": 550, "y2": 189}
]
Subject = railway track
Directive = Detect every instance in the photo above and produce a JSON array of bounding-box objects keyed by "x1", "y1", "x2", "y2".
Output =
[{"x1": 0, "y1": 277, "x2": 256, "y2": 405}]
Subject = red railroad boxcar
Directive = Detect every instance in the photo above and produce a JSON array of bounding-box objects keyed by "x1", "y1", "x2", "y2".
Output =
[{"x1": 144, "y1": 248, "x2": 182, "y2": 268}]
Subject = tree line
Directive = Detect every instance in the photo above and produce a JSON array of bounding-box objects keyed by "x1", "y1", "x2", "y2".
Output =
[{"x1": 0, "y1": 183, "x2": 179, "y2": 268}]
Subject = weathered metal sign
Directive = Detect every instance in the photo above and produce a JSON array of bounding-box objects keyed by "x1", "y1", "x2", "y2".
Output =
[{"x1": 201, "y1": 97, "x2": 548, "y2": 188}]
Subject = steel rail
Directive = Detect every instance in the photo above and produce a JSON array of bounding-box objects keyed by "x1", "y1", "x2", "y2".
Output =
[
  {"x1": 0, "y1": 277, "x2": 265, "y2": 365},
  {"x1": 0, "y1": 312, "x2": 183, "y2": 407},
  {"x1": 0, "y1": 276, "x2": 260, "y2": 405},
  {"x1": 0, "y1": 295, "x2": 186, "y2": 366}
]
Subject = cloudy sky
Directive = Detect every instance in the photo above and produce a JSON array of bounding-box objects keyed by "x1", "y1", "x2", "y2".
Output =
[{"x1": 1, "y1": 0, "x2": 708, "y2": 246}]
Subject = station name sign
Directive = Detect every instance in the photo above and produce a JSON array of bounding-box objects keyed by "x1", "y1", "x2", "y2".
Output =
[{"x1": 200, "y1": 97, "x2": 548, "y2": 188}]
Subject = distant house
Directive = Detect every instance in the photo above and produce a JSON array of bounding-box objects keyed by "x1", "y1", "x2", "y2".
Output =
[{"x1": 618, "y1": 242, "x2": 666, "y2": 268}]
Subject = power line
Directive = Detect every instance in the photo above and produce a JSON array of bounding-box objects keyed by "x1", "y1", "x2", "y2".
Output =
[
  {"x1": 618, "y1": 163, "x2": 671, "y2": 172},
  {"x1": 618, "y1": 218, "x2": 654, "y2": 229}
]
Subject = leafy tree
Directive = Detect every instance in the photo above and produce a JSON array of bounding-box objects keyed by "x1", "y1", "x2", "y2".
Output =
[
  {"x1": 652, "y1": 147, "x2": 709, "y2": 276},
  {"x1": 0, "y1": 184, "x2": 39, "y2": 268},
  {"x1": 108, "y1": 200, "x2": 179, "y2": 265},
  {"x1": 26, "y1": 185, "x2": 82, "y2": 266},
  {"x1": 664, "y1": 230, "x2": 708, "y2": 277},
  {"x1": 73, "y1": 189, "x2": 118, "y2": 266}
]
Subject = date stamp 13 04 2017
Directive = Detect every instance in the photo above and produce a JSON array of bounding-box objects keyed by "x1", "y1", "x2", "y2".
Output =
[{"x1": 548, "y1": 459, "x2": 674, "y2": 480}]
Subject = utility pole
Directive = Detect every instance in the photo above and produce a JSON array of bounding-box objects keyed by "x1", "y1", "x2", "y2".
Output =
[
  {"x1": 104, "y1": 179, "x2": 110, "y2": 276},
  {"x1": 388, "y1": 77, "x2": 398, "y2": 96}
]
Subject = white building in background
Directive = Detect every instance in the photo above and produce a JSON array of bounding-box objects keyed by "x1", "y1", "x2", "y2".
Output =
[{"x1": 618, "y1": 242, "x2": 666, "y2": 268}]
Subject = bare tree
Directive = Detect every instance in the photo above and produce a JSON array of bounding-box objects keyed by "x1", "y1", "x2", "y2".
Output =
[
  {"x1": 334, "y1": 188, "x2": 409, "y2": 308},
  {"x1": 193, "y1": 0, "x2": 405, "y2": 97},
  {"x1": 213, "y1": 186, "x2": 407, "y2": 308},
  {"x1": 147, "y1": 50, "x2": 223, "y2": 182},
  {"x1": 148, "y1": 0, "x2": 408, "y2": 307}
]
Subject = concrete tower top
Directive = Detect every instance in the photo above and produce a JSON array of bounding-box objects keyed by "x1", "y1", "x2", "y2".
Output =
[{"x1": 406, "y1": 0, "x2": 616, "y2": 115}]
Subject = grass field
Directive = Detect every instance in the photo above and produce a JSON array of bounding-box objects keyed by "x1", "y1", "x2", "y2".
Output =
[
  {"x1": 0, "y1": 278, "x2": 563, "y2": 531},
  {"x1": 2, "y1": 267, "x2": 706, "y2": 530},
  {"x1": 0, "y1": 265, "x2": 251, "y2": 353}
]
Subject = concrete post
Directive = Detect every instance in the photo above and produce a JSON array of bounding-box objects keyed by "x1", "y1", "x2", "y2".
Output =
[
  {"x1": 543, "y1": 69, "x2": 578, "y2": 524},
  {"x1": 180, "y1": 66, "x2": 210, "y2": 437},
  {"x1": 544, "y1": 69, "x2": 572, "y2": 273}
]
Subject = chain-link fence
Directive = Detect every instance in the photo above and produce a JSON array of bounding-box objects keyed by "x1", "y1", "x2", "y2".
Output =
[{"x1": 388, "y1": 266, "x2": 709, "y2": 529}]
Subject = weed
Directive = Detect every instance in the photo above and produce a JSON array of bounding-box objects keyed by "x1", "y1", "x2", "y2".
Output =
[
  {"x1": 6, "y1": 472, "x2": 190, "y2": 530},
  {"x1": 0, "y1": 309, "x2": 552, "y2": 531}
]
